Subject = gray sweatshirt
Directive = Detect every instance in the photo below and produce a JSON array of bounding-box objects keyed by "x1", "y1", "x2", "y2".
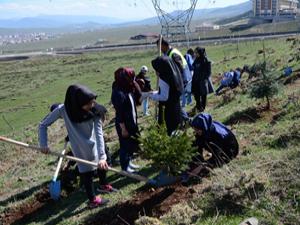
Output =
[{"x1": 39, "y1": 104, "x2": 106, "y2": 173}]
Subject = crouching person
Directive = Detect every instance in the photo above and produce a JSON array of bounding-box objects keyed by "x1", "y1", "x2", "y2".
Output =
[
  {"x1": 39, "y1": 84, "x2": 111, "y2": 208},
  {"x1": 183, "y1": 113, "x2": 239, "y2": 181}
]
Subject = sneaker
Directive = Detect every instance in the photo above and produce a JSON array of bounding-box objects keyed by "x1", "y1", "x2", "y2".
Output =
[
  {"x1": 88, "y1": 196, "x2": 109, "y2": 209},
  {"x1": 129, "y1": 161, "x2": 140, "y2": 169},
  {"x1": 97, "y1": 184, "x2": 119, "y2": 194},
  {"x1": 123, "y1": 167, "x2": 136, "y2": 173}
]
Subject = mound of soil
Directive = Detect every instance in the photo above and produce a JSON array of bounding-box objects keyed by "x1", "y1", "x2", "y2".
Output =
[
  {"x1": 0, "y1": 188, "x2": 50, "y2": 225},
  {"x1": 86, "y1": 184, "x2": 196, "y2": 225}
]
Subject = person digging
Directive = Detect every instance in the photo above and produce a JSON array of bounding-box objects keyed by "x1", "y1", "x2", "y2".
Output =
[{"x1": 182, "y1": 113, "x2": 239, "y2": 183}]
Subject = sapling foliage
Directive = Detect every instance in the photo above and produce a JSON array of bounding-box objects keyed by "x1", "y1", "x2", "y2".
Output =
[{"x1": 139, "y1": 122, "x2": 197, "y2": 175}]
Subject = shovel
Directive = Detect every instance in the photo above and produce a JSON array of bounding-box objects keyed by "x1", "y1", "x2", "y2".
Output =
[
  {"x1": 0, "y1": 136, "x2": 157, "y2": 189},
  {"x1": 49, "y1": 141, "x2": 68, "y2": 200}
]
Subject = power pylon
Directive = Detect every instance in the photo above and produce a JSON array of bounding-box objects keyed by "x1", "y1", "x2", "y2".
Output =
[{"x1": 152, "y1": 0, "x2": 198, "y2": 42}]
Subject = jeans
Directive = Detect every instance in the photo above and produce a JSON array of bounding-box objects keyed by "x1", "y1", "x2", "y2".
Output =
[
  {"x1": 181, "y1": 82, "x2": 192, "y2": 107},
  {"x1": 142, "y1": 98, "x2": 149, "y2": 115},
  {"x1": 215, "y1": 84, "x2": 227, "y2": 95},
  {"x1": 119, "y1": 137, "x2": 138, "y2": 171}
]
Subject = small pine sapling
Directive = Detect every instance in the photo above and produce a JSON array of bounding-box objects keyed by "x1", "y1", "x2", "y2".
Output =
[
  {"x1": 248, "y1": 41, "x2": 279, "y2": 109},
  {"x1": 139, "y1": 122, "x2": 197, "y2": 176}
]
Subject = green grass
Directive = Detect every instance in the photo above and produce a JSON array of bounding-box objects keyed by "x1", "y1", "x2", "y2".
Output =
[{"x1": 0, "y1": 37, "x2": 299, "y2": 224}]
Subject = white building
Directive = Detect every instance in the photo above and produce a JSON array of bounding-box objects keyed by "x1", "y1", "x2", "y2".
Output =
[{"x1": 253, "y1": 0, "x2": 298, "y2": 19}]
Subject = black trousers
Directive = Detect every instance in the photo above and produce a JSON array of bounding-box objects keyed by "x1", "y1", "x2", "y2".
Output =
[
  {"x1": 189, "y1": 135, "x2": 239, "y2": 172},
  {"x1": 158, "y1": 101, "x2": 182, "y2": 136},
  {"x1": 80, "y1": 169, "x2": 107, "y2": 201},
  {"x1": 194, "y1": 94, "x2": 207, "y2": 112}
]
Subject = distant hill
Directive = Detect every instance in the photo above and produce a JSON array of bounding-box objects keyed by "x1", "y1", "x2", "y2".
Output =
[
  {"x1": 125, "y1": 1, "x2": 252, "y2": 26},
  {"x1": 0, "y1": 15, "x2": 126, "y2": 29},
  {"x1": 0, "y1": 1, "x2": 252, "y2": 29}
]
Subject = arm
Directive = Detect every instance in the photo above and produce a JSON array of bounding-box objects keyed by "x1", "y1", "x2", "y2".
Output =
[
  {"x1": 149, "y1": 78, "x2": 169, "y2": 102},
  {"x1": 111, "y1": 90, "x2": 130, "y2": 137},
  {"x1": 38, "y1": 106, "x2": 62, "y2": 148},
  {"x1": 94, "y1": 118, "x2": 108, "y2": 170},
  {"x1": 204, "y1": 61, "x2": 212, "y2": 79},
  {"x1": 111, "y1": 90, "x2": 126, "y2": 123},
  {"x1": 94, "y1": 118, "x2": 106, "y2": 161}
]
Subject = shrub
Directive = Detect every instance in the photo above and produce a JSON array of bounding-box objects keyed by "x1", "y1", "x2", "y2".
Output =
[{"x1": 139, "y1": 122, "x2": 197, "y2": 175}]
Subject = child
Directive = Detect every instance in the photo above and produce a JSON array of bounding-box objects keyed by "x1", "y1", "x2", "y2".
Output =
[
  {"x1": 49, "y1": 103, "x2": 117, "y2": 194},
  {"x1": 111, "y1": 67, "x2": 141, "y2": 173},
  {"x1": 215, "y1": 68, "x2": 243, "y2": 95},
  {"x1": 192, "y1": 47, "x2": 214, "y2": 112},
  {"x1": 39, "y1": 84, "x2": 110, "y2": 208},
  {"x1": 215, "y1": 71, "x2": 234, "y2": 95},
  {"x1": 182, "y1": 48, "x2": 194, "y2": 107},
  {"x1": 189, "y1": 113, "x2": 239, "y2": 170},
  {"x1": 136, "y1": 65, "x2": 152, "y2": 116}
]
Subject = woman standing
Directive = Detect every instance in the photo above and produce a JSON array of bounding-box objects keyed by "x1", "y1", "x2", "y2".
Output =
[
  {"x1": 111, "y1": 67, "x2": 141, "y2": 173},
  {"x1": 149, "y1": 56, "x2": 184, "y2": 135},
  {"x1": 39, "y1": 84, "x2": 110, "y2": 208},
  {"x1": 192, "y1": 47, "x2": 214, "y2": 112}
]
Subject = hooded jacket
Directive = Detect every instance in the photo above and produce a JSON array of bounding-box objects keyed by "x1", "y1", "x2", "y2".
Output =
[
  {"x1": 39, "y1": 84, "x2": 106, "y2": 173},
  {"x1": 64, "y1": 84, "x2": 97, "y2": 123},
  {"x1": 191, "y1": 113, "x2": 238, "y2": 159}
]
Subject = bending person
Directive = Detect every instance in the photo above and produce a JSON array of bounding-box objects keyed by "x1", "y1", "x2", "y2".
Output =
[
  {"x1": 39, "y1": 84, "x2": 110, "y2": 208},
  {"x1": 190, "y1": 113, "x2": 239, "y2": 169}
]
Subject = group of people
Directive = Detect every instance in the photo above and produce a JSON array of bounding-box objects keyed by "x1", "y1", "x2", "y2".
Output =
[{"x1": 38, "y1": 37, "x2": 239, "y2": 208}]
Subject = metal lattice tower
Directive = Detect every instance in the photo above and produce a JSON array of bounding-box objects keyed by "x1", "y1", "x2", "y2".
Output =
[{"x1": 152, "y1": 0, "x2": 198, "y2": 41}]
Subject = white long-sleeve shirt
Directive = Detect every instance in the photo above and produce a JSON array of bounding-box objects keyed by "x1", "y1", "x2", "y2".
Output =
[{"x1": 149, "y1": 78, "x2": 169, "y2": 102}]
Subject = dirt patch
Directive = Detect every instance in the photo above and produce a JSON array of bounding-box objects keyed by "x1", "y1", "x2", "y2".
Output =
[
  {"x1": 0, "y1": 188, "x2": 50, "y2": 225},
  {"x1": 86, "y1": 184, "x2": 196, "y2": 225},
  {"x1": 223, "y1": 107, "x2": 261, "y2": 125},
  {"x1": 284, "y1": 73, "x2": 300, "y2": 85}
]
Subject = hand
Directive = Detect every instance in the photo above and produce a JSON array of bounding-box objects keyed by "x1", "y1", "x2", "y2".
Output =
[
  {"x1": 40, "y1": 147, "x2": 50, "y2": 154},
  {"x1": 98, "y1": 160, "x2": 108, "y2": 170}
]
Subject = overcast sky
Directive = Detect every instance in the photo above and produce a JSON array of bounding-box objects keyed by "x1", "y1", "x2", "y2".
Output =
[{"x1": 0, "y1": 0, "x2": 249, "y2": 20}]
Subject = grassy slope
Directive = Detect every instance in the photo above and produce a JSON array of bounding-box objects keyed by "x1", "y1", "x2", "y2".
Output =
[{"x1": 0, "y1": 37, "x2": 299, "y2": 224}]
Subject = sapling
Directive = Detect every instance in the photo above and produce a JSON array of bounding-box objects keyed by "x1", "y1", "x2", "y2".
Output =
[
  {"x1": 248, "y1": 40, "x2": 279, "y2": 110},
  {"x1": 139, "y1": 122, "x2": 197, "y2": 176}
]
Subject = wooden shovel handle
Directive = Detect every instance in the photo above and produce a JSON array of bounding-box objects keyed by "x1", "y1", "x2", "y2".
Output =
[{"x1": 0, "y1": 136, "x2": 149, "y2": 182}]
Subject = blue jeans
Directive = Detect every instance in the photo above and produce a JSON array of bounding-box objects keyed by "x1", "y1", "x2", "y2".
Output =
[
  {"x1": 181, "y1": 92, "x2": 193, "y2": 108},
  {"x1": 181, "y1": 81, "x2": 192, "y2": 107},
  {"x1": 215, "y1": 84, "x2": 227, "y2": 95},
  {"x1": 142, "y1": 98, "x2": 149, "y2": 115},
  {"x1": 119, "y1": 137, "x2": 138, "y2": 171}
]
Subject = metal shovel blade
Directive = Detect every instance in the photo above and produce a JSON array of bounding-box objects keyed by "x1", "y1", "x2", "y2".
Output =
[
  {"x1": 49, "y1": 142, "x2": 67, "y2": 201},
  {"x1": 152, "y1": 170, "x2": 179, "y2": 187},
  {"x1": 49, "y1": 179, "x2": 61, "y2": 201}
]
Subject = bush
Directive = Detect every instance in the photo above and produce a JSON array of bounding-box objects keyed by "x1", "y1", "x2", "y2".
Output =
[{"x1": 139, "y1": 122, "x2": 197, "y2": 175}]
